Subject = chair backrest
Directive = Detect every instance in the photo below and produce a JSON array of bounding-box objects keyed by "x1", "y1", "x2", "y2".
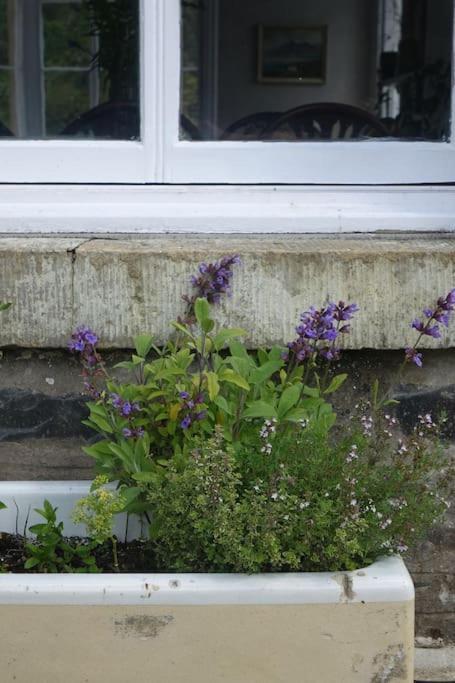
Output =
[
  {"x1": 60, "y1": 101, "x2": 139, "y2": 139},
  {"x1": 222, "y1": 111, "x2": 281, "y2": 140},
  {"x1": 0, "y1": 121, "x2": 14, "y2": 137},
  {"x1": 61, "y1": 101, "x2": 202, "y2": 141},
  {"x1": 261, "y1": 102, "x2": 390, "y2": 140}
]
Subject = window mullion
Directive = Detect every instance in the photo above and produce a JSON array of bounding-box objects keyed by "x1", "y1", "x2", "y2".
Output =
[
  {"x1": 451, "y1": 0, "x2": 455, "y2": 142},
  {"x1": 162, "y1": 0, "x2": 181, "y2": 183},
  {"x1": 142, "y1": 0, "x2": 163, "y2": 182}
]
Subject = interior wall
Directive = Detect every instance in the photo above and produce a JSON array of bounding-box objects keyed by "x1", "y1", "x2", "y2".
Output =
[{"x1": 216, "y1": 0, "x2": 378, "y2": 134}]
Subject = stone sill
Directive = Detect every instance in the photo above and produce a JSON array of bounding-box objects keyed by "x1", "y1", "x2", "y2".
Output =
[{"x1": 1, "y1": 234, "x2": 454, "y2": 349}]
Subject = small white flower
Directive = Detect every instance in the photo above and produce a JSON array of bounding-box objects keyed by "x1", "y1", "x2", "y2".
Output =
[
  {"x1": 396, "y1": 543, "x2": 408, "y2": 554},
  {"x1": 271, "y1": 492, "x2": 278, "y2": 501}
]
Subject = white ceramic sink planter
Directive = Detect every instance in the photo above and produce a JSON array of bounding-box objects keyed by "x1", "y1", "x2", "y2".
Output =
[{"x1": 0, "y1": 482, "x2": 414, "y2": 683}]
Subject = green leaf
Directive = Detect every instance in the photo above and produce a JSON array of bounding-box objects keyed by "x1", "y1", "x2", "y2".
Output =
[
  {"x1": 218, "y1": 368, "x2": 250, "y2": 391},
  {"x1": 324, "y1": 373, "x2": 348, "y2": 395},
  {"x1": 383, "y1": 399, "x2": 400, "y2": 406},
  {"x1": 83, "y1": 413, "x2": 114, "y2": 434},
  {"x1": 213, "y1": 328, "x2": 246, "y2": 351},
  {"x1": 171, "y1": 322, "x2": 195, "y2": 339},
  {"x1": 0, "y1": 501, "x2": 6, "y2": 511},
  {"x1": 214, "y1": 395, "x2": 234, "y2": 416},
  {"x1": 229, "y1": 340, "x2": 250, "y2": 360},
  {"x1": 201, "y1": 318, "x2": 215, "y2": 334},
  {"x1": 88, "y1": 402, "x2": 110, "y2": 418},
  {"x1": 243, "y1": 401, "x2": 278, "y2": 419},
  {"x1": 134, "y1": 334, "x2": 154, "y2": 358},
  {"x1": 302, "y1": 385, "x2": 320, "y2": 398},
  {"x1": 120, "y1": 487, "x2": 142, "y2": 507},
  {"x1": 277, "y1": 384, "x2": 302, "y2": 418},
  {"x1": 250, "y1": 360, "x2": 283, "y2": 385},
  {"x1": 24, "y1": 557, "x2": 40, "y2": 569},
  {"x1": 194, "y1": 298, "x2": 211, "y2": 325},
  {"x1": 268, "y1": 346, "x2": 285, "y2": 361},
  {"x1": 257, "y1": 349, "x2": 269, "y2": 365},
  {"x1": 132, "y1": 472, "x2": 160, "y2": 484},
  {"x1": 131, "y1": 355, "x2": 146, "y2": 366},
  {"x1": 113, "y1": 360, "x2": 136, "y2": 370},
  {"x1": 283, "y1": 407, "x2": 309, "y2": 423},
  {"x1": 206, "y1": 372, "x2": 220, "y2": 401},
  {"x1": 0, "y1": 302, "x2": 11, "y2": 311}
]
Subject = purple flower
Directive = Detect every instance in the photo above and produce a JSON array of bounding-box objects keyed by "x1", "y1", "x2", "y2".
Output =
[
  {"x1": 110, "y1": 393, "x2": 122, "y2": 408},
  {"x1": 179, "y1": 391, "x2": 190, "y2": 400},
  {"x1": 110, "y1": 393, "x2": 141, "y2": 417},
  {"x1": 426, "y1": 325, "x2": 441, "y2": 339},
  {"x1": 68, "y1": 326, "x2": 99, "y2": 352},
  {"x1": 286, "y1": 300, "x2": 358, "y2": 365},
  {"x1": 333, "y1": 302, "x2": 359, "y2": 321},
  {"x1": 68, "y1": 327, "x2": 101, "y2": 372},
  {"x1": 434, "y1": 312, "x2": 450, "y2": 326},
  {"x1": 188, "y1": 255, "x2": 241, "y2": 305},
  {"x1": 121, "y1": 401, "x2": 133, "y2": 417},
  {"x1": 122, "y1": 426, "x2": 145, "y2": 439},
  {"x1": 411, "y1": 319, "x2": 425, "y2": 332},
  {"x1": 180, "y1": 415, "x2": 192, "y2": 429},
  {"x1": 405, "y1": 347, "x2": 423, "y2": 367},
  {"x1": 406, "y1": 288, "x2": 455, "y2": 366}
]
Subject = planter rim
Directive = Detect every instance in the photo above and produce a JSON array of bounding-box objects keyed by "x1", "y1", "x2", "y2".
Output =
[
  {"x1": 0, "y1": 559, "x2": 414, "y2": 607},
  {"x1": 0, "y1": 481, "x2": 415, "y2": 606}
]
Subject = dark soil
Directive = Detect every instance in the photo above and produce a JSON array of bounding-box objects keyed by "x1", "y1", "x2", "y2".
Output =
[{"x1": 0, "y1": 532, "x2": 157, "y2": 573}]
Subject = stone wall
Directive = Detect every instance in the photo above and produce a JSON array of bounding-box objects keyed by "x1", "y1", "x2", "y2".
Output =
[{"x1": 0, "y1": 234, "x2": 454, "y2": 644}]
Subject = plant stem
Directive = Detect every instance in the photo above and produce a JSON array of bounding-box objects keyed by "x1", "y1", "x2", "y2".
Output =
[{"x1": 111, "y1": 536, "x2": 119, "y2": 572}]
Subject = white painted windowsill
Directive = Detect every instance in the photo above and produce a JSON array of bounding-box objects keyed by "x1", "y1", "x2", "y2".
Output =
[{"x1": 0, "y1": 184, "x2": 453, "y2": 233}]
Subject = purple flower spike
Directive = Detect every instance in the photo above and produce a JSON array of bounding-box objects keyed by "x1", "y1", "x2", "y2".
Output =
[
  {"x1": 189, "y1": 255, "x2": 241, "y2": 306},
  {"x1": 286, "y1": 300, "x2": 358, "y2": 366},
  {"x1": 405, "y1": 347, "x2": 423, "y2": 368},
  {"x1": 406, "y1": 288, "x2": 455, "y2": 366}
]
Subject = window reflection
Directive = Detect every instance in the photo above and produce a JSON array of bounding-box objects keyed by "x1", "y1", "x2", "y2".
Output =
[
  {"x1": 180, "y1": 0, "x2": 453, "y2": 141},
  {"x1": 0, "y1": 0, "x2": 139, "y2": 139}
]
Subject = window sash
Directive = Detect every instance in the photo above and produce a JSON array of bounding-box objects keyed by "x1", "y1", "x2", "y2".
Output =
[
  {"x1": 0, "y1": 0, "x2": 453, "y2": 184},
  {"x1": 161, "y1": 0, "x2": 455, "y2": 184},
  {"x1": 0, "y1": 0, "x2": 154, "y2": 183}
]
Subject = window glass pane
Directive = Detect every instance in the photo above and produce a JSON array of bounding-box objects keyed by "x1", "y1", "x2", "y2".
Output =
[
  {"x1": 43, "y1": 3, "x2": 92, "y2": 68},
  {"x1": 45, "y1": 71, "x2": 91, "y2": 136},
  {"x1": 0, "y1": 0, "x2": 11, "y2": 66},
  {"x1": 180, "y1": 0, "x2": 453, "y2": 142},
  {"x1": 0, "y1": 0, "x2": 139, "y2": 139}
]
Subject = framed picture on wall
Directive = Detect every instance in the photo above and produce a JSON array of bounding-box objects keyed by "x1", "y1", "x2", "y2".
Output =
[{"x1": 257, "y1": 25, "x2": 327, "y2": 84}]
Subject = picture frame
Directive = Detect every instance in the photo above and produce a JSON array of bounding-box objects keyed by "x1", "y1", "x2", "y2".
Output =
[{"x1": 257, "y1": 24, "x2": 327, "y2": 85}]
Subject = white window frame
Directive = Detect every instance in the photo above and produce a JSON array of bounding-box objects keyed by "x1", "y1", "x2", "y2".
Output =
[{"x1": 0, "y1": 0, "x2": 453, "y2": 233}]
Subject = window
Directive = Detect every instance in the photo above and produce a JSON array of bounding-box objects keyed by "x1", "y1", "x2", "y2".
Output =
[{"x1": 0, "y1": 0, "x2": 454, "y2": 191}]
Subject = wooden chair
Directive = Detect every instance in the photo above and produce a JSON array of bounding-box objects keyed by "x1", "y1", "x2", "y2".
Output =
[
  {"x1": 222, "y1": 111, "x2": 281, "y2": 140},
  {"x1": 260, "y1": 102, "x2": 390, "y2": 140}
]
